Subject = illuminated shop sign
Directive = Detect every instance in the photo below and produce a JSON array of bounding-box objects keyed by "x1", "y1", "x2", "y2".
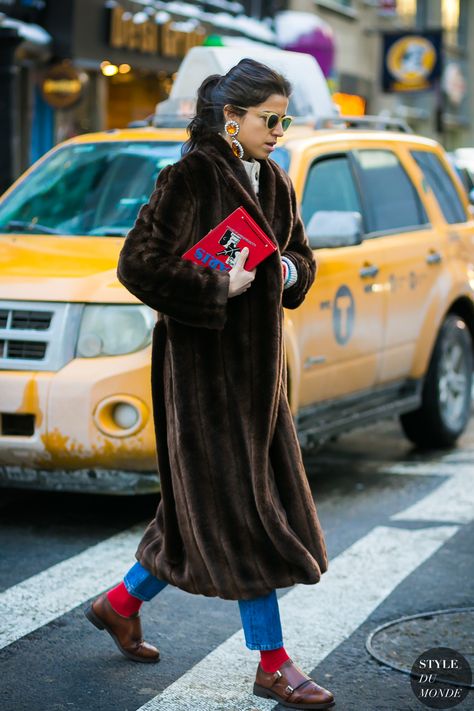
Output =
[
  {"x1": 108, "y1": 4, "x2": 206, "y2": 58},
  {"x1": 41, "y1": 62, "x2": 84, "y2": 108}
]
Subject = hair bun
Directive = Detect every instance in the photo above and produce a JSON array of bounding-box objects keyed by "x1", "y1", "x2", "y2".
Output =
[{"x1": 197, "y1": 73, "x2": 222, "y2": 105}]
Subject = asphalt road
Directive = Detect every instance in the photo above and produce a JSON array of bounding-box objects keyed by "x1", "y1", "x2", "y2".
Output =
[{"x1": 1, "y1": 416, "x2": 473, "y2": 711}]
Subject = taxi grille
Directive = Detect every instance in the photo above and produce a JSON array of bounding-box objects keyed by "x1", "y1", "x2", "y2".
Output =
[
  {"x1": 9, "y1": 309, "x2": 53, "y2": 330},
  {"x1": 1, "y1": 413, "x2": 35, "y2": 436},
  {"x1": 0, "y1": 301, "x2": 84, "y2": 371},
  {"x1": 0, "y1": 339, "x2": 48, "y2": 360}
]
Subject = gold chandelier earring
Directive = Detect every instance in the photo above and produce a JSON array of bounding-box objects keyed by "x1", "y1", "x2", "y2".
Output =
[{"x1": 224, "y1": 119, "x2": 244, "y2": 159}]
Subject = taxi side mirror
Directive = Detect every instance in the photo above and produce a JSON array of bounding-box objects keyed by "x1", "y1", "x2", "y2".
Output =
[{"x1": 306, "y1": 211, "x2": 363, "y2": 249}]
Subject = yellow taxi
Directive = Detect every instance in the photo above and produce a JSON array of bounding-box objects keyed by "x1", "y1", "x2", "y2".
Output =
[{"x1": 0, "y1": 122, "x2": 473, "y2": 493}]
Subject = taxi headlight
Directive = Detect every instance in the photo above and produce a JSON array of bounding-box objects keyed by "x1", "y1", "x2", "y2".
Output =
[{"x1": 76, "y1": 305, "x2": 155, "y2": 357}]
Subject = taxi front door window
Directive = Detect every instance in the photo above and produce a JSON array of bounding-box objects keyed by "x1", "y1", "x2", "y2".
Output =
[{"x1": 301, "y1": 154, "x2": 363, "y2": 227}]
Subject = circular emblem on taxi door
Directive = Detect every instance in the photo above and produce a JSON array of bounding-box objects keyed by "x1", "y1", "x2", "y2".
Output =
[{"x1": 333, "y1": 285, "x2": 355, "y2": 345}]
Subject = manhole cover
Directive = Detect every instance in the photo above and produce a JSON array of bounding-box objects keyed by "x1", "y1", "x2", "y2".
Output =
[{"x1": 366, "y1": 608, "x2": 474, "y2": 688}]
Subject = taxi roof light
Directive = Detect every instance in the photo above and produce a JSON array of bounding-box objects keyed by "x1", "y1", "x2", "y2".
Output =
[
  {"x1": 314, "y1": 115, "x2": 412, "y2": 133},
  {"x1": 148, "y1": 45, "x2": 337, "y2": 130}
]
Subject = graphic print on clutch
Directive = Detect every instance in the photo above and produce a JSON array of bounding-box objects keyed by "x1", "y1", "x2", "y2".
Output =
[{"x1": 181, "y1": 206, "x2": 277, "y2": 272}]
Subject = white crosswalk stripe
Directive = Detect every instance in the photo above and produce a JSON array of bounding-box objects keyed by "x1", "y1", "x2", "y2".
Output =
[
  {"x1": 384, "y1": 462, "x2": 472, "y2": 477},
  {"x1": 382, "y1": 461, "x2": 459, "y2": 476},
  {"x1": 0, "y1": 523, "x2": 145, "y2": 649},
  {"x1": 439, "y1": 449, "x2": 474, "y2": 463},
  {"x1": 391, "y1": 466, "x2": 473, "y2": 524}
]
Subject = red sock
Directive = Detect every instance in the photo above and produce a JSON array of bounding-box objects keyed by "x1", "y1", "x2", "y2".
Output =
[
  {"x1": 260, "y1": 647, "x2": 290, "y2": 673},
  {"x1": 107, "y1": 581, "x2": 143, "y2": 617}
]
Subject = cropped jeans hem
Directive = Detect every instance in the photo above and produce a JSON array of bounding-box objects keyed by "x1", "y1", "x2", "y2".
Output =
[
  {"x1": 123, "y1": 561, "x2": 168, "y2": 601},
  {"x1": 121, "y1": 561, "x2": 285, "y2": 651},
  {"x1": 243, "y1": 641, "x2": 285, "y2": 651}
]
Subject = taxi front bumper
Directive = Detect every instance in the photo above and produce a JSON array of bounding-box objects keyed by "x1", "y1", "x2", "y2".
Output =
[{"x1": 0, "y1": 349, "x2": 159, "y2": 494}]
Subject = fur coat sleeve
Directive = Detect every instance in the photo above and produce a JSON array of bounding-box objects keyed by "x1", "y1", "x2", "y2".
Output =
[
  {"x1": 116, "y1": 162, "x2": 230, "y2": 330},
  {"x1": 281, "y1": 177, "x2": 317, "y2": 310}
]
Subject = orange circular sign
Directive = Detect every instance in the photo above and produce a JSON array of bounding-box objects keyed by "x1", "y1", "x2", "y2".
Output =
[{"x1": 41, "y1": 63, "x2": 84, "y2": 109}]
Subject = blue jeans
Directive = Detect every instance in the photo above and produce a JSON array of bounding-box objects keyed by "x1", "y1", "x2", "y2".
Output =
[{"x1": 123, "y1": 561, "x2": 284, "y2": 651}]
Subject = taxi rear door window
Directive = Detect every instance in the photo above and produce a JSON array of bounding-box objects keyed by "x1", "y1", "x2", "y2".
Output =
[
  {"x1": 411, "y1": 150, "x2": 468, "y2": 224},
  {"x1": 352, "y1": 149, "x2": 429, "y2": 236}
]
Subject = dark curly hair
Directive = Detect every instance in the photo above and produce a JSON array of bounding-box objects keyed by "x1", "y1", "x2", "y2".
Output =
[{"x1": 182, "y1": 58, "x2": 292, "y2": 154}]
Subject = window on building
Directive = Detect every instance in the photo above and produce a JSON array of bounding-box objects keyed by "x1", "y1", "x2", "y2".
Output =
[
  {"x1": 442, "y1": 0, "x2": 460, "y2": 45},
  {"x1": 415, "y1": 0, "x2": 427, "y2": 28},
  {"x1": 458, "y1": 0, "x2": 469, "y2": 47},
  {"x1": 398, "y1": 0, "x2": 417, "y2": 25},
  {"x1": 411, "y1": 150, "x2": 467, "y2": 224},
  {"x1": 352, "y1": 149, "x2": 428, "y2": 234},
  {"x1": 318, "y1": 0, "x2": 353, "y2": 7},
  {"x1": 301, "y1": 154, "x2": 362, "y2": 227}
]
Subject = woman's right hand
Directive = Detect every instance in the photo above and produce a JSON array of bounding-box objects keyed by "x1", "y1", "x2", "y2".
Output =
[{"x1": 228, "y1": 247, "x2": 256, "y2": 298}]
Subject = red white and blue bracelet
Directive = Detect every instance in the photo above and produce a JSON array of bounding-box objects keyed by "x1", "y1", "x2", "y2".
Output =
[{"x1": 281, "y1": 255, "x2": 298, "y2": 289}]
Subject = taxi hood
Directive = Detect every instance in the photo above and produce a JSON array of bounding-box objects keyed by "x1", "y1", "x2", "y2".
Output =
[{"x1": 0, "y1": 234, "x2": 135, "y2": 303}]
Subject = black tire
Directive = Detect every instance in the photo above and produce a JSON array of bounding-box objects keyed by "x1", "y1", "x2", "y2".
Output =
[{"x1": 400, "y1": 314, "x2": 473, "y2": 448}]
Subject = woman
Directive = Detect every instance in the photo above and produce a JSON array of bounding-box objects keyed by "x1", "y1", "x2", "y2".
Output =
[{"x1": 85, "y1": 58, "x2": 334, "y2": 710}]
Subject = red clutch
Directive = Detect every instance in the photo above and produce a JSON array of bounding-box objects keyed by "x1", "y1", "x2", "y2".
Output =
[{"x1": 181, "y1": 206, "x2": 277, "y2": 272}]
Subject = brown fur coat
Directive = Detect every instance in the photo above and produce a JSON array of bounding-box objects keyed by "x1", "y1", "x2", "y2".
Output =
[{"x1": 117, "y1": 131, "x2": 328, "y2": 600}]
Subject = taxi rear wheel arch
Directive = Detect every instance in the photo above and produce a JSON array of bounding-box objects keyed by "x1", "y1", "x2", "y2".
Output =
[{"x1": 400, "y1": 313, "x2": 473, "y2": 448}]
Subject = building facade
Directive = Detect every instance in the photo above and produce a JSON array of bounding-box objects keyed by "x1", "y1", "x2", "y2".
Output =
[
  {"x1": 1, "y1": 0, "x2": 473, "y2": 193},
  {"x1": 0, "y1": 0, "x2": 280, "y2": 192},
  {"x1": 287, "y1": 0, "x2": 473, "y2": 148}
]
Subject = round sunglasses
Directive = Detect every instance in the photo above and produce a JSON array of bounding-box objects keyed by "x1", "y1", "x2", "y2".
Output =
[{"x1": 233, "y1": 105, "x2": 293, "y2": 132}]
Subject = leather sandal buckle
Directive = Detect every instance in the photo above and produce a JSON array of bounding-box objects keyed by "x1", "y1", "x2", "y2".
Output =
[{"x1": 285, "y1": 685, "x2": 294, "y2": 695}]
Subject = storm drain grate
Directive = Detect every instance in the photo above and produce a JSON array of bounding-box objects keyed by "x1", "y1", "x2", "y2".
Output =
[{"x1": 366, "y1": 607, "x2": 474, "y2": 689}]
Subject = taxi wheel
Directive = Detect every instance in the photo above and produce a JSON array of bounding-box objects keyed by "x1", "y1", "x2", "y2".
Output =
[{"x1": 400, "y1": 314, "x2": 473, "y2": 449}]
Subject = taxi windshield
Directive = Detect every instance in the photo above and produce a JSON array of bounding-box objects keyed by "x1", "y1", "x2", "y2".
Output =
[{"x1": 0, "y1": 141, "x2": 183, "y2": 237}]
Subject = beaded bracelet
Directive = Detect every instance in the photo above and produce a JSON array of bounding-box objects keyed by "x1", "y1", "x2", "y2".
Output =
[{"x1": 281, "y1": 255, "x2": 298, "y2": 289}]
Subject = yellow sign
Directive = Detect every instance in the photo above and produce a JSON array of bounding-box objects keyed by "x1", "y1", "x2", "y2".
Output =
[{"x1": 41, "y1": 64, "x2": 84, "y2": 109}]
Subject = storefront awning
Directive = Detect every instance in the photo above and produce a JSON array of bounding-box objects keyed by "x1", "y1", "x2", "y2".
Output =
[
  {"x1": 0, "y1": 15, "x2": 51, "y2": 45},
  {"x1": 0, "y1": 14, "x2": 52, "y2": 60}
]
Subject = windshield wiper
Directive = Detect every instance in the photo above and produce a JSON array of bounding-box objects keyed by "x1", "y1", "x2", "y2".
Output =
[
  {"x1": 87, "y1": 227, "x2": 128, "y2": 236},
  {"x1": 5, "y1": 220, "x2": 62, "y2": 234}
]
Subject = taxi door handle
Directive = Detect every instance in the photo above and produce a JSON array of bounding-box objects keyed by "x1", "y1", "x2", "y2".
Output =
[
  {"x1": 426, "y1": 250, "x2": 442, "y2": 265},
  {"x1": 305, "y1": 355, "x2": 327, "y2": 368},
  {"x1": 359, "y1": 264, "x2": 379, "y2": 278}
]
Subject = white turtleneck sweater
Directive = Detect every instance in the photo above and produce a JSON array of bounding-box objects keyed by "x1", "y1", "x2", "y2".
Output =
[
  {"x1": 240, "y1": 156, "x2": 260, "y2": 196},
  {"x1": 239, "y1": 156, "x2": 298, "y2": 289}
]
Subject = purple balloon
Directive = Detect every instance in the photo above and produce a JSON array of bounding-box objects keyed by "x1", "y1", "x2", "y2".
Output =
[{"x1": 283, "y1": 28, "x2": 335, "y2": 77}]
